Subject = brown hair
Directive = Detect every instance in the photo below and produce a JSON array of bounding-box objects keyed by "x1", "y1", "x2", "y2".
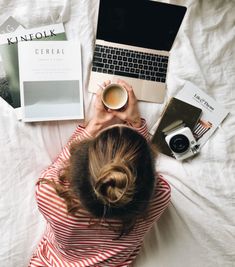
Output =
[{"x1": 50, "y1": 126, "x2": 156, "y2": 235}]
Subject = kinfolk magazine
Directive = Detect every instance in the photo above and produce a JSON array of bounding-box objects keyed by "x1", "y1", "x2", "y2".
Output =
[{"x1": 0, "y1": 22, "x2": 66, "y2": 118}]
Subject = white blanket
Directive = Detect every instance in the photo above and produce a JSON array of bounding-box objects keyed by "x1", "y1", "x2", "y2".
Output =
[{"x1": 0, "y1": 0, "x2": 234, "y2": 266}]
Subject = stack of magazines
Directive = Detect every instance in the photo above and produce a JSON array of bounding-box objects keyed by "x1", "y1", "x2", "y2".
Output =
[{"x1": 0, "y1": 16, "x2": 84, "y2": 122}]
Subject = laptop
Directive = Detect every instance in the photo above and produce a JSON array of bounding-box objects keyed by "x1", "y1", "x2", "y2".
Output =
[{"x1": 88, "y1": 0, "x2": 187, "y2": 103}]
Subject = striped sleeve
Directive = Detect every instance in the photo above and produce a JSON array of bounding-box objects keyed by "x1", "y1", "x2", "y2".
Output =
[
  {"x1": 127, "y1": 118, "x2": 150, "y2": 141},
  {"x1": 148, "y1": 175, "x2": 171, "y2": 222},
  {"x1": 39, "y1": 125, "x2": 93, "y2": 181}
]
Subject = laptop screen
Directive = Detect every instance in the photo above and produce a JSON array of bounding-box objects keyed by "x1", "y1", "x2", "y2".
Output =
[{"x1": 96, "y1": 0, "x2": 187, "y2": 51}]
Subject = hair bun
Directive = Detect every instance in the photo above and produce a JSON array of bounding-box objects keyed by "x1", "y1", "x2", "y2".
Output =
[{"x1": 94, "y1": 163, "x2": 135, "y2": 206}]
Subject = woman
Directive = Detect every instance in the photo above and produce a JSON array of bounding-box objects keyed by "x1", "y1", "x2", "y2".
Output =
[{"x1": 29, "y1": 80, "x2": 171, "y2": 267}]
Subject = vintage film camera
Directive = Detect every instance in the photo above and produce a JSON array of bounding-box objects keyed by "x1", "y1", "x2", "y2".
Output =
[{"x1": 163, "y1": 120, "x2": 200, "y2": 160}]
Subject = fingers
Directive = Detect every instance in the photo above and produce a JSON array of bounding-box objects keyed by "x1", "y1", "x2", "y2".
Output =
[
  {"x1": 102, "y1": 80, "x2": 111, "y2": 87},
  {"x1": 117, "y1": 79, "x2": 132, "y2": 91},
  {"x1": 117, "y1": 81, "x2": 136, "y2": 106},
  {"x1": 110, "y1": 110, "x2": 126, "y2": 121},
  {"x1": 96, "y1": 87, "x2": 103, "y2": 96},
  {"x1": 96, "y1": 80, "x2": 111, "y2": 104}
]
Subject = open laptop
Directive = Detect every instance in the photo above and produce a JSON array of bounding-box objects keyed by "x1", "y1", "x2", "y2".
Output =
[{"x1": 88, "y1": 0, "x2": 187, "y2": 103}]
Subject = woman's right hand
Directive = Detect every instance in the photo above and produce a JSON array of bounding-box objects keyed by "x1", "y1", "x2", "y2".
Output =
[
  {"x1": 111, "y1": 80, "x2": 142, "y2": 128},
  {"x1": 85, "y1": 80, "x2": 120, "y2": 136}
]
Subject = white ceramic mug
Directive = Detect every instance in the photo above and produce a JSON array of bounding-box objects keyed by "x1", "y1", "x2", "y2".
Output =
[{"x1": 101, "y1": 83, "x2": 128, "y2": 111}]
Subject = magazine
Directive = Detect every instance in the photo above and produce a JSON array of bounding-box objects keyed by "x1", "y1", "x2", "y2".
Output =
[
  {"x1": 18, "y1": 40, "x2": 84, "y2": 122},
  {"x1": 0, "y1": 22, "x2": 66, "y2": 112},
  {"x1": 0, "y1": 17, "x2": 24, "y2": 111},
  {"x1": 175, "y1": 81, "x2": 229, "y2": 147},
  {"x1": 0, "y1": 16, "x2": 24, "y2": 35}
]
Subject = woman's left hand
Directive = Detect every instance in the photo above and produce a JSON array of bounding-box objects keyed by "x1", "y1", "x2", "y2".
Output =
[{"x1": 85, "y1": 81, "x2": 120, "y2": 135}]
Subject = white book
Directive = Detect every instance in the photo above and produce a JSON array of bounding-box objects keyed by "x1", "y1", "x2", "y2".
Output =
[
  {"x1": 175, "y1": 81, "x2": 229, "y2": 147},
  {"x1": 18, "y1": 40, "x2": 84, "y2": 122}
]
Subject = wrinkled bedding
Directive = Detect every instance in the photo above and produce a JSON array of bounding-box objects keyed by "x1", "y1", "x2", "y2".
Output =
[{"x1": 0, "y1": 0, "x2": 234, "y2": 266}]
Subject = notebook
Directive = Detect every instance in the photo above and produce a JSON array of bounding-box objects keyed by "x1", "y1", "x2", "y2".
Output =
[{"x1": 88, "y1": 0, "x2": 187, "y2": 103}]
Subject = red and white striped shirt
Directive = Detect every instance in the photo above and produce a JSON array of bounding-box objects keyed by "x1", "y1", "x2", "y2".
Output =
[{"x1": 29, "y1": 120, "x2": 171, "y2": 267}]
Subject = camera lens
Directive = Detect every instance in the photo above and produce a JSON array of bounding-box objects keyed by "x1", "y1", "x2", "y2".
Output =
[{"x1": 169, "y1": 134, "x2": 190, "y2": 154}]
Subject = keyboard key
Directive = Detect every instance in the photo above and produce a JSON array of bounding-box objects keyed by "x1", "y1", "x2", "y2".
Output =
[
  {"x1": 162, "y1": 58, "x2": 168, "y2": 63},
  {"x1": 94, "y1": 46, "x2": 100, "y2": 52},
  {"x1": 94, "y1": 57, "x2": 102, "y2": 62},
  {"x1": 108, "y1": 69, "x2": 114, "y2": 74},
  {"x1": 114, "y1": 70, "x2": 139, "y2": 78},
  {"x1": 93, "y1": 62, "x2": 104, "y2": 68},
  {"x1": 94, "y1": 52, "x2": 101, "y2": 57}
]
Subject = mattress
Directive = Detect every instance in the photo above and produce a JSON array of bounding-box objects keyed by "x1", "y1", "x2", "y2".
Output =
[{"x1": 0, "y1": 0, "x2": 234, "y2": 266}]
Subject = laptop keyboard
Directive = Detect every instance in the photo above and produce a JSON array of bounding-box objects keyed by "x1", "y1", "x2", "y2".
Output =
[{"x1": 92, "y1": 44, "x2": 168, "y2": 83}]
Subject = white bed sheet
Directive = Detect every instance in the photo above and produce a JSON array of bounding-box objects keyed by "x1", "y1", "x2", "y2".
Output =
[{"x1": 0, "y1": 0, "x2": 234, "y2": 266}]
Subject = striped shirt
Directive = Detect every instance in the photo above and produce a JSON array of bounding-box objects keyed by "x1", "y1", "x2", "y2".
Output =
[{"x1": 29, "y1": 120, "x2": 171, "y2": 267}]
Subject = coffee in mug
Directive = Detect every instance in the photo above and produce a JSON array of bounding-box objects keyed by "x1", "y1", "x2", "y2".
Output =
[{"x1": 101, "y1": 83, "x2": 128, "y2": 110}]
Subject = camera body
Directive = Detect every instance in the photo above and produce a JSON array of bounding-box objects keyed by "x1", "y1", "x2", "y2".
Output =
[{"x1": 165, "y1": 126, "x2": 200, "y2": 160}]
